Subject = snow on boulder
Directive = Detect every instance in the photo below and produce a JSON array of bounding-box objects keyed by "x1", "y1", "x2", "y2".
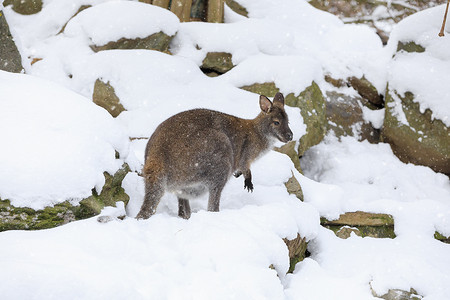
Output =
[
  {"x1": 63, "y1": 1, "x2": 180, "y2": 52},
  {"x1": 383, "y1": 5, "x2": 450, "y2": 174},
  {"x1": 0, "y1": 70, "x2": 129, "y2": 210}
]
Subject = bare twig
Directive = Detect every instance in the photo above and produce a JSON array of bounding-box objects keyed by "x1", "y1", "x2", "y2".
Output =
[{"x1": 439, "y1": 0, "x2": 450, "y2": 37}]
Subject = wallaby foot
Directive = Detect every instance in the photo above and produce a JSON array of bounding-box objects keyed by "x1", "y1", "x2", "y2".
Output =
[
  {"x1": 178, "y1": 198, "x2": 191, "y2": 219},
  {"x1": 244, "y1": 178, "x2": 253, "y2": 192},
  {"x1": 243, "y1": 169, "x2": 253, "y2": 192},
  {"x1": 136, "y1": 177, "x2": 164, "y2": 220}
]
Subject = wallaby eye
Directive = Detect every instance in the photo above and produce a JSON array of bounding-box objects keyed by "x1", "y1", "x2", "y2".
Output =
[{"x1": 273, "y1": 121, "x2": 280, "y2": 126}]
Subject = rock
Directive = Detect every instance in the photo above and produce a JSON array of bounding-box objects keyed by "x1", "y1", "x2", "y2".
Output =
[
  {"x1": 0, "y1": 10, "x2": 23, "y2": 73},
  {"x1": 284, "y1": 233, "x2": 308, "y2": 273},
  {"x1": 201, "y1": 52, "x2": 234, "y2": 75},
  {"x1": 90, "y1": 31, "x2": 174, "y2": 53},
  {"x1": 284, "y1": 172, "x2": 303, "y2": 200},
  {"x1": 382, "y1": 89, "x2": 450, "y2": 175},
  {"x1": 92, "y1": 79, "x2": 126, "y2": 118},
  {"x1": 284, "y1": 82, "x2": 327, "y2": 157},
  {"x1": 3, "y1": 0, "x2": 42, "y2": 15},
  {"x1": 0, "y1": 164, "x2": 130, "y2": 231},
  {"x1": 321, "y1": 211, "x2": 396, "y2": 239},
  {"x1": 326, "y1": 91, "x2": 380, "y2": 143},
  {"x1": 374, "y1": 288, "x2": 423, "y2": 300},
  {"x1": 225, "y1": 0, "x2": 248, "y2": 17},
  {"x1": 241, "y1": 81, "x2": 327, "y2": 168},
  {"x1": 434, "y1": 232, "x2": 450, "y2": 244},
  {"x1": 396, "y1": 41, "x2": 425, "y2": 53},
  {"x1": 348, "y1": 76, "x2": 383, "y2": 108},
  {"x1": 335, "y1": 226, "x2": 362, "y2": 239}
]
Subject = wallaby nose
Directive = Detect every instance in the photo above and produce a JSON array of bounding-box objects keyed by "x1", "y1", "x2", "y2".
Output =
[{"x1": 285, "y1": 131, "x2": 293, "y2": 142}]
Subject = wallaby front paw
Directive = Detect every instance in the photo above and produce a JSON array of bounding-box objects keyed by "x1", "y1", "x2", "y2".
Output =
[
  {"x1": 244, "y1": 178, "x2": 254, "y2": 192},
  {"x1": 234, "y1": 171, "x2": 242, "y2": 178}
]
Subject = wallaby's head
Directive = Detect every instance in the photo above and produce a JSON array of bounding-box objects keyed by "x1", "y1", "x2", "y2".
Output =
[{"x1": 259, "y1": 92, "x2": 293, "y2": 143}]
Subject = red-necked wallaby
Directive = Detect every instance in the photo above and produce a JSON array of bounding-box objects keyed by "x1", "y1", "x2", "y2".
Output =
[{"x1": 136, "y1": 92, "x2": 293, "y2": 219}]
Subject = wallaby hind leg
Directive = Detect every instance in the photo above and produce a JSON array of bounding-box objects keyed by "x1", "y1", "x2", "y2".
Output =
[
  {"x1": 207, "y1": 183, "x2": 227, "y2": 212},
  {"x1": 136, "y1": 177, "x2": 164, "y2": 219},
  {"x1": 178, "y1": 198, "x2": 191, "y2": 219}
]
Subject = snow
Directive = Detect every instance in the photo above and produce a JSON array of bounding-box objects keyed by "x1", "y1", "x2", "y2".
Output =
[
  {"x1": 1, "y1": 0, "x2": 450, "y2": 299},
  {"x1": 0, "y1": 70, "x2": 128, "y2": 209},
  {"x1": 64, "y1": 1, "x2": 179, "y2": 46},
  {"x1": 387, "y1": 4, "x2": 450, "y2": 126}
]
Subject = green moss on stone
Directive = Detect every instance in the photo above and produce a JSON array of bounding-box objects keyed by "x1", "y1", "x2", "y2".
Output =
[
  {"x1": 0, "y1": 164, "x2": 130, "y2": 231},
  {"x1": 284, "y1": 82, "x2": 327, "y2": 157},
  {"x1": 90, "y1": 31, "x2": 174, "y2": 53},
  {"x1": 397, "y1": 41, "x2": 425, "y2": 53},
  {"x1": 382, "y1": 88, "x2": 450, "y2": 174}
]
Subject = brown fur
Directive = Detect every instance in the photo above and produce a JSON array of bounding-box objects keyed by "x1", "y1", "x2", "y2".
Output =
[{"x1": 136, "y1": 93, "x2": 293, "y2": 219}]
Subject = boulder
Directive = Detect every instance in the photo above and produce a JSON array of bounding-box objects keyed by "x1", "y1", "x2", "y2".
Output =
[
  {"x1": 92, "y1": 79, "x2": 126, "y2": 117},
  {"x1": 382, "y1": 89, "x2": 450, "y2": 175},
  {"x1": 0, "y1": 164, "x2": 130, "y2": 231},
  {"x1": 321, "y1": 211, "x2": 396, "y2": 239},
  {"x1": 3, "y1": 0, "x2": 42, "y2": 15},
  {"x1": 0, "y1": 10, "x2": 23, "y2": 73}
]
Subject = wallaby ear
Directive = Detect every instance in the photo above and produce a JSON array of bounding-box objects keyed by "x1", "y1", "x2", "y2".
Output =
[
  {"x1": 259, "y1": 95, "x2": 273, "y2": 113},
  {"x1": 273, "y1": 92, "x2": 285, "y2": 107}
]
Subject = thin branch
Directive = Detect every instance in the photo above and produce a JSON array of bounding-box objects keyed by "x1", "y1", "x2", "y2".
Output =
[{"x1": 439, "y1": 0, "x2": 450, "y2": 37}]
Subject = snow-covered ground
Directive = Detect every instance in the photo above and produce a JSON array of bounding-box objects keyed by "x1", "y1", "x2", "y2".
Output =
[{"x1": 1, "y1": 0, "x2": 449, "y2": 299}]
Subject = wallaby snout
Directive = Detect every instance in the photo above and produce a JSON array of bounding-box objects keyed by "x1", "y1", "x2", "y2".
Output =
[{"x1": 136, "y1": 92, "x2": 292, "y2": 220}]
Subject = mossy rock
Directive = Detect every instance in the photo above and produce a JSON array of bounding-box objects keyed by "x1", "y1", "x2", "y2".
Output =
[
  {"x1": 284, "y1": 82, "x2": 327, "y2": 157},
  {"x1": 382, "y1": 88, "x2": 450, "y2": 175},
  {"x1": 396, "y1": 41, "x2": 425, "y2": 53},
  {"x1": 241, "y1": 81, "x2": 327, "y2": 169},
  {"x1": 321, "y1": 211, "x2": 396, "y2": 239},
  {"x1": 0, "y1": 10, "x2": 23, "y2": 73},
  {"x1": 0, "y1": 164, "x2": 130, "y2": 231},
  {"x1": 3, "y1": 0, "x2": 42, "y2": 15},
  {"x1": 201, "y1": 52, "x2": 234, "y2": 75},
  {"x1": 90, "y1": 31, "x2": 174, "y2": 53},
  {"x1": 434, "y1": 231, "x2": 450, "y2": 244},
  {"x1": 92, "y1": 79, "x2": 126, "y2": 118},
  {"x1": 284, "y1": 233, "x2": 308, "y2": 273}
]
